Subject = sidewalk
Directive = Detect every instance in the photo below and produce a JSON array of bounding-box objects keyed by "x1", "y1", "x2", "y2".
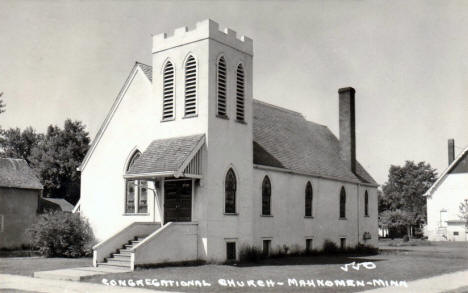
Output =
[
  {"x1": 360, "y1": 270, "x2": 468, "y2": 293},
  {"x1": 0, "y1": 273, "x2": 177, "y2": 293}
]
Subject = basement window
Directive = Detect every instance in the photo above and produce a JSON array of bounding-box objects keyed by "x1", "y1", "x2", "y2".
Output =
[
  {"x1": 306, "y1": 239, "x2": 312, "y2": 252},
  {"x1": 262, "y1": 239, "x2": 271, "y2": 256},
  {"x1": 226, "y1": 242, "x2": 236, "y2": 261},
  {"x1": 340, "y1": 238, "x2": 346, "y2": 249}
]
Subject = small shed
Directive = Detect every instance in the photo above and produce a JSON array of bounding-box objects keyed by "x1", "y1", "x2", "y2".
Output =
[{"x1": 0, "y1": 158, "x2": 43, "y2": 249}]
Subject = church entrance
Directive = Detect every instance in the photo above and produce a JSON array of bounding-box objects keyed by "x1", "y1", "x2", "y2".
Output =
[{"x1": 163, "y1": 179, "x2": 192, "y2": 223}]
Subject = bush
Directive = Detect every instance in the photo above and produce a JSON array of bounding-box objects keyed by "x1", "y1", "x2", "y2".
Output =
[
  {"x1": 27, "y1": 211, "x2": 95, "y2": 257},
  {"x1": 322, "y1": 239, "x2": 339, "y2": 254},
  {"x1": 239, "y1": 245, "x2": 264, "y2": 263},
  {"x1": 402, "y1": 235, "x2": 410, "y2": 242}
]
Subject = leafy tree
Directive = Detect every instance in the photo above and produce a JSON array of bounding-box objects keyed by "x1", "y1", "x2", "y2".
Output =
[
  {"x1": 29, "y1": 119, "x2": 90, "y2": 204},
  {"x1": 0, "y1": 92, "x2": 5, "y2": 115},
  {"x1": 459, "y1": 199, "x2": 468, "y2": 226},
  {"x1": 0, "y1": 127, "x2": 43, "y2": 163},
  {"x1": 380, "y1": 161, "x2": 437, "y2": 236}
]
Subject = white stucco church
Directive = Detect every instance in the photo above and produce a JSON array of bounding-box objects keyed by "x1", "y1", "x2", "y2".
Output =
[{"x1": 77, "y1": 19, "x2": 378, "y2": 270}]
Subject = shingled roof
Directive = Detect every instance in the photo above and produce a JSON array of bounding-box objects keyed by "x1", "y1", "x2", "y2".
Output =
[
  {"x1": 137, "y1": 62, "x2": 152, "y2": 82},
  {"x1": 82, "y1": 63, "x2": 376, "y2": 186},
  {"x1": 127, "y1": 134, "x2": 205, "y2": 175},
  {"x1": 0, "y1": 158, "x2": 43, "y2": 190},
  {"x1": 253, "y1": 100, "x2": 376, "y2": 185}
]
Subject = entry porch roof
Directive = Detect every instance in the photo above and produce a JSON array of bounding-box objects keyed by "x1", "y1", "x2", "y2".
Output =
[{"x1": 125, "y1": 134, "x2": 205, "y2": 179}]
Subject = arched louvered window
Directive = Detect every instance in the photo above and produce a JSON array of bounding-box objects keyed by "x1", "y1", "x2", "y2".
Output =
[
  {"x1": 162, "y1": 61, "x2": 175, "y2": 120},
  {"x1": 262, "y1": 176, "x2": 271, "y2": 216},
  {"x1": 184, "y1": 55, "x2": 197, "y2": 116},
  {"x1": 217, "y1": 57, "x2": 227, "y2": 117},
  {"x1": 340, "y1": 186, "x2": 346, "y2": 218},
  {"x1": 305, "y1": 181, "x2": 313, "y2": 217},
  {"x1": 236, "y1": 64, "x2": 245, "y2": 122},
  {"x1": 125, "y1": 151, "x2": 147, "y2": 214},
  {"x1": 225, "y1": 168, "x2": 237, "y2": 213},
  {"x1": 364, "y1": 190, "x2": 369, "y2": 216}
]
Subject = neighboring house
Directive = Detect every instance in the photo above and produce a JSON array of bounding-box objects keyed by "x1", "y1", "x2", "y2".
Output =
[
  {"x1": 425, "y1": 139, "x2": 468, "y2": 241},
  {"x1": 39, "y1": 197, "x2": 74, "y2": 213},
  {"x1": 79, "y1": 19, "x2": 378, "y2": 270},
  {"x1": 0, "y1": 158, "x2": 43, "y2": 249}
]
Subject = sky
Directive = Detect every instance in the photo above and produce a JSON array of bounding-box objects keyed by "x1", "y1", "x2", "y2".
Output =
[{"x1": 0, "y1": 0, "x2": 467, "y2": 185}]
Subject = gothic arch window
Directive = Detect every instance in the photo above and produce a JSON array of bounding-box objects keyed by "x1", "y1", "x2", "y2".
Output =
[
  {"x1": 184, "y1": 55, "x2": 197, "y2": 116},
  {"x1": 225, "y1": 168, "x2": 237, "y2": 213},
  {"x1": 217, "y1": 56, "x2": 227, "y2": 117},
  {"x1": 162, "y1": 61, "x2": 175, "y2": 120},
  {"x1": 305, "y1": 181, "x2": 313, "y2": 217},
  {"x1": 236, "y1": 64, "x2": 245, "y2": 122},
  {"x1": 125, "y1": 150, "x2": 147, "y2": 214},
  {"x1": 340, "y1": 186, "x2": 346, "y2": 219},
  {"x1": 126, "y1": 150, "x2": 141, "y2": 172},
  {"x1": 364, "y1": 190, "x2": 369, "y2": 217},
  {"x1": 262, "y1": 175, "x2": 272, "y2": 215}
]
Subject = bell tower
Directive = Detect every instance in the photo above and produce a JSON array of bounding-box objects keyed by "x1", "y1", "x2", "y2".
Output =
[{"x1": 152, "y1": 20, "x2": 255, "y2": 259}]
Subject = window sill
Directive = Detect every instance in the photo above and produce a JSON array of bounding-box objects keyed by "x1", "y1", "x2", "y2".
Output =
[
  {"x1": 216, "y1": 114, "x2": 229, "y2": 120},
  {"x1": 235, "y1": 119, "x2": 247, "y2": 124},
  {"x1": 224, "y1": 213, "x2": 238, "y2": 216},
  {"x1": 183, "y1": 114, "x2": 198, "y2": 119},
  {"x1": 304, "y1": 216, "x2": 314, "y2": 219},
  {"x1": 160, "y1": 118, "x2": 175, "y2": 123},
  {"x1": 123, "y1": 213, "x2": 150, "y2": 216},
  {"x1": 339, "y1": 217, "x2": 347, "y2": 220},
  {"x1": 260, "y1": 214, "x2": 273, "y2": 217}
]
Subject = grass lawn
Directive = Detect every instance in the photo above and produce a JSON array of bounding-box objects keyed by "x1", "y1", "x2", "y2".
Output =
[
  {"x1": 84, "y1": 242, "x2": 468, "y2": 293},
  {"x1": 0, "y1": 256, "x2": 91, "y2": 277}
]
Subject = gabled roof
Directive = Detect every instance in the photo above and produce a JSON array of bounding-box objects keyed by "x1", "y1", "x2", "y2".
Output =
[
  {"x1": 137, "y1": 62, "x2": 152, "y2": 81},
  {"x1": 80, "y1": 63, "x2": 377, "y2": 186},
  {"x1": 253, "y1": 100, "x2": 377, "y2": 186},
  {"x1": 126, "y1": 134, "x2": 205, "y2": 177},
  {"x1": 0, "y1": 158, "x2": 43, "y2": 190},
  {"x1": 425, "y1": 145, "x2": 468, "y2": 197},
  {"x1": 78, "y1": 62, "x2": 152, "y2": 172},
  {"x1": 39, "y1": 197, "x2": 74, "y2": 212}
]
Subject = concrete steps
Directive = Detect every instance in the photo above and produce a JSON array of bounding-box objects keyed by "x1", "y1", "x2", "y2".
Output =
[{"x1": 96, "y1": 235, "x2": 148, "y2": 269}]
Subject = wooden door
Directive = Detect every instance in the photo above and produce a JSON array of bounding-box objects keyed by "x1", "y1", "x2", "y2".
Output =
[{"x1": 164, "y1": 179, "x2": 192, "y2": 223}]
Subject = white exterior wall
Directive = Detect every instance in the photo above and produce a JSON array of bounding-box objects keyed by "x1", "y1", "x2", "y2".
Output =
[
  {"x1": 253, "y1": 168, "x2": 378, "y2": 250},
  {"x1": 81, "y1": 68, "x2": 160, "y2": 241},
  {"x1": 426, "y1": 173, "x2": 468, "y2": 241}
]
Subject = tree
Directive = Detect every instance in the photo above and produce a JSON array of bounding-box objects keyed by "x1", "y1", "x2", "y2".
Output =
[
  {"x1": 29, "y1": 119, "x2": 90, "y2": 204},
  {"x1": 0, "y1": 92, "x2": 5, "y2": 115},
  {"x1": 459, "y1": 199, "x2": 468, "y2": 226},
  {"x1": 380, "y1": 161, "x2": 437, "y2": 237},
  {"x1": 0, "y1": 127, "x2": 43, "y2": 163}
]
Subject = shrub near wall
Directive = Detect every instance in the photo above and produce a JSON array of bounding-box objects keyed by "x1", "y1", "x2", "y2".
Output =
[{"x1": 27, "y1": 211, "x2": 95, "y2": 257}]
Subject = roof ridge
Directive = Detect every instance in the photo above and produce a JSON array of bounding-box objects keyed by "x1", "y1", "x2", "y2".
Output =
[
  {"x1": 253, "y1": 99, "x2": 303, "y2": 117},
  {"x1": 136, "y1": 61, "x2": 152, "y2": 67}
]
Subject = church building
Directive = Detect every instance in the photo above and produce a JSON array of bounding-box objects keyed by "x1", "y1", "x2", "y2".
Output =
[{"x1": 77, "y1": 19, "x2": 378, "y2": 270}]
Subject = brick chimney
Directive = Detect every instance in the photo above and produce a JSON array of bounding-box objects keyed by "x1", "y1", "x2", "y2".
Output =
[
  {"x1": 448, "y1": 139, "x2": 455, "y2": 165},
  {"x1": 339, "y1": 87, "x2": 356, "y2": 174}
]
